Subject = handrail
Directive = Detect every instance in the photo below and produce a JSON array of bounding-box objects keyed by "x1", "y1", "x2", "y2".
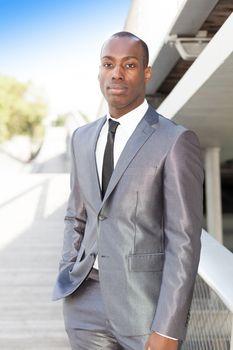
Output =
[
  {"x1": 199, "y1": 230, "x2": 233, "y2": 313},
  {"x1": 182, "y1": 230, "x2": 233, "y2": 349}
]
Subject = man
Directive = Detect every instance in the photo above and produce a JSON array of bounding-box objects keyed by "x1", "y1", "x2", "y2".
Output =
[{"x1": 53, "y1": 32, "x2": 203, "y2": 350}]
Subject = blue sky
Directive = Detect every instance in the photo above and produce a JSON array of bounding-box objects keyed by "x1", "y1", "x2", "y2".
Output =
[{"x1": 0, "y1": 0, "x2": 131, "y2": 116}]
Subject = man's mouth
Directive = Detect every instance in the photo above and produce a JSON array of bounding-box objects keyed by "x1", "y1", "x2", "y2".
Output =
[{"x1": 107, "y1": 85, "x2": 127, "y2": 94}]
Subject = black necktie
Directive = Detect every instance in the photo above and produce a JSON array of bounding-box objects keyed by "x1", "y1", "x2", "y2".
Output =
[{"x1": 102, "y1": 119, "x2": 120, "y2": 198}]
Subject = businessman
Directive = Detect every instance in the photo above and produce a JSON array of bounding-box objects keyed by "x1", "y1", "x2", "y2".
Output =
[{"x1": 53, "y1": 32, "x2": 203, "y2": 350}]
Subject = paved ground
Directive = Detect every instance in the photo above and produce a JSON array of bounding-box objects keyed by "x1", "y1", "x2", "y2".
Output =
[{"x1": 0, "y1": 127, "x2": 71, "y2": 349}]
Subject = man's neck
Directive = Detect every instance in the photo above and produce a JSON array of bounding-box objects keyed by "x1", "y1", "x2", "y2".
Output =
[{"x1": 108, "y1": 99, "x2": 145, "y2": 119}]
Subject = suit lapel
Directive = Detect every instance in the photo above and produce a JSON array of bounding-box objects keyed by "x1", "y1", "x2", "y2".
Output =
[
  {"x1": 101, "y1": 106, "x2": 159, "y2": 206},
  {"x1": 87, "y1": 117, "x2": 106, "y2": 210}
]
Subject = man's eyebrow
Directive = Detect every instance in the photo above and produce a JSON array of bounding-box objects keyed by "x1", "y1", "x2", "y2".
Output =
[
  {"x1": 101, "y1": 56, "x2": 114, "y2": 60},
  {"x1": 123, "y1": 56, "x2": 139, "y2": 61},
  {"x1": 101, "y1": 55, "x2": 139, "y2": 61}
]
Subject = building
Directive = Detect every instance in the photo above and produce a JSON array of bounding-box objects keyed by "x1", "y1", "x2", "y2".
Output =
[{"x1": 123, "y1": 0, "x2": 233, "y2": 250}]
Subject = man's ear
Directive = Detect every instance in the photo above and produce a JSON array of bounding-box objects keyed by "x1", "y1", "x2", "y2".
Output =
[{"x1": 144, "y1": 66, "x2": 152, "y2": 83}]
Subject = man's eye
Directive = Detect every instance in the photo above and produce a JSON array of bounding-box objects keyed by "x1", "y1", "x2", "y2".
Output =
[
  {"x1": 125, "y1": 63, "x2": 136, "y2": 68},
  {"x1": 103, "y1": 63, "x2": 113, "y2": 68}
]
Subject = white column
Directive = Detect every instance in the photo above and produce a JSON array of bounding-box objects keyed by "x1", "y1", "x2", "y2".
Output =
[
  {"x1": 204, "y1": 147, "x2": 223, "y2": 243},
  {"x1": 230, "y1": 315, "x2": 233, "y2": 350}
]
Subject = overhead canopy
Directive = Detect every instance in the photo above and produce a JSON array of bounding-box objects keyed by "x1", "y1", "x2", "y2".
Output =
[
  {"x1": 156, "y1": 14, "x2": 233, "y2": 162},
  {"x1": 146, "y1": 0, "x2": 219, "y2": 95}
]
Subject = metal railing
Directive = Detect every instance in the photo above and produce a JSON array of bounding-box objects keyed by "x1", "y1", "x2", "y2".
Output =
[{"x1": 183, "y1": 230, "x2": 233, "y2": 349}]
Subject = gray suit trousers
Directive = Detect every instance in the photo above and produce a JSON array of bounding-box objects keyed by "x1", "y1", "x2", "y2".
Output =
[{"x1": 63, "y1": 274, "x2": 149, "y2": 350}]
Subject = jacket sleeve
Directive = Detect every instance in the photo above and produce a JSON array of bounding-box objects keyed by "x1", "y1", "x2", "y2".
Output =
[
  {"x1": 59, "y1": 129, "x2": 87, "y2": 271},
  {"x1": 151, "y1": 130, "x2": 204, "y2": 340}
]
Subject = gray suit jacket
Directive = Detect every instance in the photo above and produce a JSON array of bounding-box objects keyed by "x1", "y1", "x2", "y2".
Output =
[{"x1": 53, "y1": 105, "x2": 203, "y2": 340}]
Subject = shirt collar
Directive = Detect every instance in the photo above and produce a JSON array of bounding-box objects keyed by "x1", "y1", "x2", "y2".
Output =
[{"x1": 107, "y1": 100, "x2": 149, "y2": 128}]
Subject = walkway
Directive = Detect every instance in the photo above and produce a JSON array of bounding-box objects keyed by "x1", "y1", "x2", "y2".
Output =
[{"x1": 0, "y1": 127, "x2": 70, "y2": 349}]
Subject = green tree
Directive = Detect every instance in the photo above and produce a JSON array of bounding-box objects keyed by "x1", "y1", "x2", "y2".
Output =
[{"x1": 0, "y1": 75, "x2": 47, "y2": 143}]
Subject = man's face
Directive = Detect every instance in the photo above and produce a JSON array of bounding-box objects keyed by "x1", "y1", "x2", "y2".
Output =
[{"x1": 98, "y1": 36, "x2": 151, "y2": 118}]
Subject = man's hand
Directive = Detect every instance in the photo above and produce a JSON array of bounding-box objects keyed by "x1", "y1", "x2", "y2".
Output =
[{"x1": 145, "y1": 332, "x2": 178, "y2": 350}]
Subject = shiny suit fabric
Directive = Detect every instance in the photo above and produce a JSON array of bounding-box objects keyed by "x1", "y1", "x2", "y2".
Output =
[{"x1": 53, "y1": 105, "x2": 203, "y2": 341}]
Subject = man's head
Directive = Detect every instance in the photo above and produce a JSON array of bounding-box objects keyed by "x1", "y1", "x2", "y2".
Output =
[{"x1": 98, "y1": 31, "x2": 152, "y2": 118}]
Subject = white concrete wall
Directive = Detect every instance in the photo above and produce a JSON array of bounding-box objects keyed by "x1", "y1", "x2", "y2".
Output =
[{"x1": 124, "y1": 0, "x2": 187, "y2": 64}]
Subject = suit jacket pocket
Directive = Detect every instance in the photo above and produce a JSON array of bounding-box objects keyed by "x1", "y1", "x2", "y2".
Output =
[
  {"x1": 76, "y1": 244, "x2": 85, "y2": 262},
  {"x1": 59, "y1": 244, "x2": 85, "y2": 273},
  {"x1": 125, "y1": 166, "x2": 157, "y2": 177},
  {"x1": 128, "y1": 252, "x2": 164, "y2": 272}
]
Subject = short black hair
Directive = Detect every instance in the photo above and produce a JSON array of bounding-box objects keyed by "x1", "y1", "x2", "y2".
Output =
[{"x1": 108, "y1": 31, "x2": 149, "y2": 68}]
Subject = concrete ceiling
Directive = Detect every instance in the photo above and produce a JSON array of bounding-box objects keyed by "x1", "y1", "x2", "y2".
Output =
[
  {"x1": 155, "y1": 8, "x2": 233, "y2": 163},
  {"x1": 146, "y1": 0, "x2": 219, "y2": 95},
  {"x1": 172, "y1": 52, "x2": 233, "y2": 162}
]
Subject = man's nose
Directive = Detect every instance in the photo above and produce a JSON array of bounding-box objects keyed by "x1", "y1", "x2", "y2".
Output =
[{"x1": 112, "y1": 65, "x2": 124, "y2": 80}]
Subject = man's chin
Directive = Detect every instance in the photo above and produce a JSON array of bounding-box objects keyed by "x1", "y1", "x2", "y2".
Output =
[{"x1": 106, "y1": 95, "x2": 127, "y2": 107}]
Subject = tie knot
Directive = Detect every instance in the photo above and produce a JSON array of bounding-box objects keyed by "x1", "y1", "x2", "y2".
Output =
[{"x1": 108, "y1": 119, "x2": 120, "y2": 133}]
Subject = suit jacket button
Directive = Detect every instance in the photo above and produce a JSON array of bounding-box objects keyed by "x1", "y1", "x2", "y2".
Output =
[{"x1": 98, "y1": 214, "x2": 105, "y2": 221}]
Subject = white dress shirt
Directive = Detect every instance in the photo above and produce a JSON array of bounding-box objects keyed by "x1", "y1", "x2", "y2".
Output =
[
  {"x1": 94, "y1": 100, "x2": 148, "y2": 270},
  {"x1": 95, "y1": 100, "x2": 149, "y2": 181},
  {"x1": 93, "y1": 100, "x2": 177, "y2": 341}
]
